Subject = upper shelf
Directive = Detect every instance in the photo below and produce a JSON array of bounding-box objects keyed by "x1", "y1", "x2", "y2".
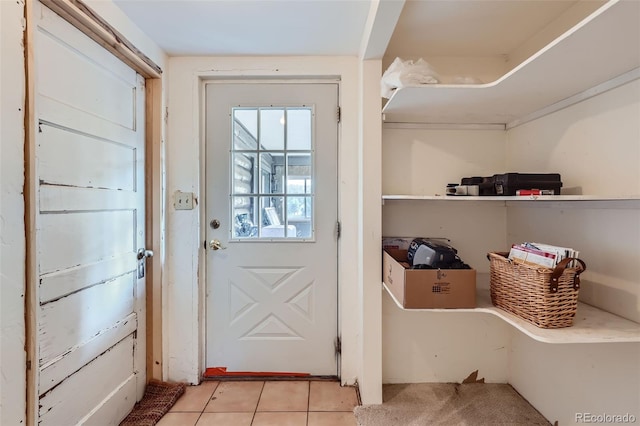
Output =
[
  {"x1": 382, "y1": 195, "x2": 640, "y2": 203},
  {"x1": 381, "y1": 0, "x2": 640, "y2": 126}
]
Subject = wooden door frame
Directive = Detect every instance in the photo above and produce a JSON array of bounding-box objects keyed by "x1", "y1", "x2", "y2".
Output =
[{"x1": 24, "y1": 1, "x2": 164, "y2": 424}]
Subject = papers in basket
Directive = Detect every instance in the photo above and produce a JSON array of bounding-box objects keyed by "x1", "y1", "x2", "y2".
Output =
[{"x1": 508, "y1": 242, "x2": 580, "y2": 268}]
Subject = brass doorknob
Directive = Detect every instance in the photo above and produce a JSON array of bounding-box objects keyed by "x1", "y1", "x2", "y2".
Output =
[{"x1": 209, "y1": 239, "x2": 226, "y2": 250}]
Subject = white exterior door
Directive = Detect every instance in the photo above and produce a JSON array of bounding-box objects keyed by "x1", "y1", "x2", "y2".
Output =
[
  {"x1": 205, "y1": 83, "x2": 339, "y2": 375},
  {"x1": 32, "y1": 3, "x2": 147, "y2": 424}
]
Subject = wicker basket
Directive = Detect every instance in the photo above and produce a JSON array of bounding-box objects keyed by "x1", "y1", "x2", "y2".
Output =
[{"x1": 488, "y1": 252, "x2": 586, "y2": 328}]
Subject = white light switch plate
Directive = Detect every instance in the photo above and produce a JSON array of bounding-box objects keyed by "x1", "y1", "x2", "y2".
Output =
[{"x1": 174, "y1": 191, "x2": 194, "y2": 210}]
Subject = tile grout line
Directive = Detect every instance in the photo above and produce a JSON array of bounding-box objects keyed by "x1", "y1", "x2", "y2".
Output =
[
  {"x1": 249, "y1": 381, "x2": 266, "y2": 426},
  {"x1": 306, "y1": 380, "x2": 311, "y2": 426},
  {"x1": 195, "y1": 381, "x2": 218, "y2": 426}
]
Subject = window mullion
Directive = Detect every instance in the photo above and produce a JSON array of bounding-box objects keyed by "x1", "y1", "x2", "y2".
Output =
[
  {"x1": 283, "y1": 108, "x2": 288, "y2": 233},
  {"x1": 256, "y1": 108, "x2": 263, "y2": 237}
]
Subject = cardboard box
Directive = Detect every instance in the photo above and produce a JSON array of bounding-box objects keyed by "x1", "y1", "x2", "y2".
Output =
[
  {"x1": 382, "y1": 236, "x2": 414, "y2": 251},
  {"x1": 383, "y1": 249, "x2": 476, "y2": 309}
]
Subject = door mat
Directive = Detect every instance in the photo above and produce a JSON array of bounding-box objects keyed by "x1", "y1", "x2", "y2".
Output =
[{"x1": 120, "y1": 380, "x2": 186, "y2": 426}]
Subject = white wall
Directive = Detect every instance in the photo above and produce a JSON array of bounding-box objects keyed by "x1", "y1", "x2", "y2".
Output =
[
  {"x1": 380, "y1": 127, "x2": 512, "y2": 383},
  {"x1": 505, "y1": 79, "x2": 640, "y2": 425},
  {"x1": 382, "y1": 304, "x2": 511, "y2": 383},
  {"x1": 1, "y1": 1, "x2": 27, "y2": 424},
  {"x1": 359, "y1": 59, "x2": 383, "y2": 404},
  {"x1": 382, "y1": 128, "x2": 507, "y2": 196},
  {"x1": 505, "y1": 80, "x2": 640, "y2": 198},
  {"x1": 510, "y1": 334, "x2": 640, "y2": 425},
  {"x1": 505, "y1": 0, "x2": 606, "y2": 74},
  {"x1": 164, "y1": 56, "x2": 376, "y2": 397}
]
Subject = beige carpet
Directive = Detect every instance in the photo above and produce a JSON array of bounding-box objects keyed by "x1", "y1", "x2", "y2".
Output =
[{"x1": 353, "y1": 383, "x2": 551, "y2": 426}]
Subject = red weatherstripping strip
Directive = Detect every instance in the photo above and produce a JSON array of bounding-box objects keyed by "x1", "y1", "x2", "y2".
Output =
[{"x1": 204, "y1": 367, "x2": 310, "y2": 378}]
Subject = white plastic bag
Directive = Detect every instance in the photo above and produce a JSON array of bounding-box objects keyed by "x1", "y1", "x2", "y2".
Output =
[{"x1": 381, "y1": 57, "x2": 441, "y2": 98}]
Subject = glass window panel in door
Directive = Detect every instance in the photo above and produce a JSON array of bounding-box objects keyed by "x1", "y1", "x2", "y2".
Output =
[
  {"x1": 286, "y1": 108, "x2": 312, "y2": 150},
  {"x1": 260, "y1": 152, "x2": 284, "y2": 195},
  {"x1": 232, "y1": 152, "x2": 256, "y2": 195},
  {"x1": 260, "y1": 196, "x2": 296, "y2": 238},
  {"x1": 287, "y1": 196, "x2": 312, "y2": 239},
  {"x1": 286, "y1": 153, "x2": 312, "y2": 194},
  {"x1": 232, "y1": 196, "x2": 258, "y2": 238},
  {"x1": 259, "y1": 109, "x2": 285, "y2": 150},
  {"x1": 233, "y1": 109, "x2": 258, "y2": 150}
]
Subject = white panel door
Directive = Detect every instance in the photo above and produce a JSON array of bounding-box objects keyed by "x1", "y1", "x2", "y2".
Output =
[
  {"x1": 32, "y1": 2, "x2": 146, "y2": 425},
  {"x1": 205, "y1": 83, "x2": 339, "y2": 375}
]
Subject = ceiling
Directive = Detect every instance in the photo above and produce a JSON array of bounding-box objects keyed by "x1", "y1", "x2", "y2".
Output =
[
  {"x1": 113, "y1": 0, "x2": 593, "y2": 58},
  {"x1": 112, "y1": 0, "x2": 372, "y2": 56}
]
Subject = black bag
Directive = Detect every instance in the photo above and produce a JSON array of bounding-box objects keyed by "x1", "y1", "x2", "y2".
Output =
[{"x1": 407, "y1": 238, "x2": 470, "y2": 269}]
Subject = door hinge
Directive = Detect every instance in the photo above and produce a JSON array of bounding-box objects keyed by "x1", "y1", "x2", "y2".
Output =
[
  {"x1": 335, "y1": 221, "x2": 341, "y2": 238},
  {"x1": 334, "y1": 336, "x2": 341, "y2": 355},
  {"x1": 27, "y1": 360, "x2": 31, "y2": 370},
  {"x1": 337, "y1": 106, "x2": 341, "y2": 123},
  {"x1": 165, "y1": 107, "x2": 169, "y2": 123}
]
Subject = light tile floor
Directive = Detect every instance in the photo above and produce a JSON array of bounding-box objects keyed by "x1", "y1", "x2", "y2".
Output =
[{"x1": 158, "y1": 380, "x2": 359, "y2": 426}]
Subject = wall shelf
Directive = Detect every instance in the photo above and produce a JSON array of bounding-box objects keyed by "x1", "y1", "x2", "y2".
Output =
[
  {"x1": 383, "y1": 195, "x2": 640, "y2": 201},
  {"x1": 382, "y1": 195, "x2": 640, "y2": 209},
  {"x1": 381, "y1": 0, "x2": 640, "y2": 126},
  {"x1": 383, "y1": 283, "x2": 640, "y2": 344}
]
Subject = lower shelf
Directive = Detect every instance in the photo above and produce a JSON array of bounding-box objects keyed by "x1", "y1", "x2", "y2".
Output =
[{"x1": 382, "y1": 282, "x2": 640, "y2": 344}]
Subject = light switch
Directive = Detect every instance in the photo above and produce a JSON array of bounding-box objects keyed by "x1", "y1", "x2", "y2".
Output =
[{"x1": 174, "y1": 191, "x2": 194, "y2": 210}]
